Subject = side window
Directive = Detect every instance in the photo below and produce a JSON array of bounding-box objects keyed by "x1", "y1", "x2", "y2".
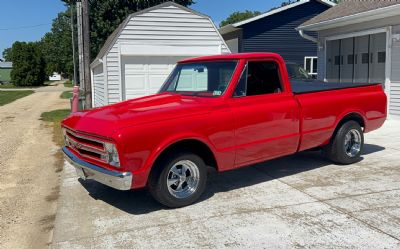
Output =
[{"x1": 235, "y1": 61, "x2": 282, "y2": 97}]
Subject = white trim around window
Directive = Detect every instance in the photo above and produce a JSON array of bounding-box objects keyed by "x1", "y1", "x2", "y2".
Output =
[
  {"x1": 325, "y1": 27, "x2": 387, "y2": 41},
  {"x1": 304, "y1": 56, "x2": 318, "y2": 76}
]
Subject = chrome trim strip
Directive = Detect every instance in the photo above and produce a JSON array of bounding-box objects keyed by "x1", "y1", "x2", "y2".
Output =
[
  {"x1": 67, "y1": 135, "x2": 106, "y2": 154},
  {"x1": 62, "y1": 147, "x2": 132, "y2": 190},
  {"x1": 65, "y1": 129, "x2": 105, "y2": 150}
]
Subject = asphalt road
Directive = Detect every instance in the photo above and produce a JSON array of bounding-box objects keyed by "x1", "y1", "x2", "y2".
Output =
[{"x1": 52, "y1": 120, "x2": 400, "y2": 248}]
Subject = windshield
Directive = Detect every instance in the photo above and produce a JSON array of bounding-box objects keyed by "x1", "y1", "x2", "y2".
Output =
[
  {"x1": 160, "y1": 61, "x2": 238, "y2": 97},
  {"x1": 286, "y1": 63, "x2": 311, "y2": 80}
]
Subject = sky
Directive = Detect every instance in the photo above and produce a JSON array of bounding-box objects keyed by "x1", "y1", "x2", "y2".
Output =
[{"x1": 0, "y1": 0, "x2": 285, "y2": 60}]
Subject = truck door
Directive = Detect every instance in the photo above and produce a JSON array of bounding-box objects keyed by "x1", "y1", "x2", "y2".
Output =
[{"x1": 229, "y1": 60, "x2": 300, "y2": 166}]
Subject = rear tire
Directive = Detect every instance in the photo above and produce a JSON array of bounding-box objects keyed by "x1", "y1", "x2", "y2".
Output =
[
  {"x1": 323, "y1": 121, "x2": 364, "y2": 164},
  {"x1": 148, "y1": 152, "x2": 207, "y2": 208}
]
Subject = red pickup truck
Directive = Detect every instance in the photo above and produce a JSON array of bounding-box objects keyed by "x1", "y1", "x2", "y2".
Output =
[{"x1": 62, "y1": 53, "x2": 386, "y2": 207}]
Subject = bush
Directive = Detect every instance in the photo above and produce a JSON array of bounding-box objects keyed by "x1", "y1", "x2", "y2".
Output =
[
  {"x1": 10, "y1": 42, "x2": 46, "y2": 86},
  {"x1": 60, "y1": 91, "x2": 73, "y2": 99},
  {"x1": 63, "y1": 80, "x2": 73, "y2": 88}
]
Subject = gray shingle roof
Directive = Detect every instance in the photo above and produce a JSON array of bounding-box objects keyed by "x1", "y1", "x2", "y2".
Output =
[{"x1": 300, "y1": 0, "x2": 400, "y2": 28}]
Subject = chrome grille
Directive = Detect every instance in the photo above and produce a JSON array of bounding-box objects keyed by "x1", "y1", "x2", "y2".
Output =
[{"x1": 64, "y1": 129, "x2": 108, "y2": 163}]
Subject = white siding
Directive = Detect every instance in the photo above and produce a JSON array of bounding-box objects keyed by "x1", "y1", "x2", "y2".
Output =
[
  {"x1": 390, "y1": 81, "x2": 400, "y2": 117},
  {"x1": 94, "y1": 3, "x2": 230, "y2": 106},
  {"x1": 106, "y1": 43, "x2": 121, "y2": 104},
  {"x1": 118, "y1": 5, "x2": 229, "y2": 53},
  {"x1": 390, "y1": 25, "x2": 400, "y2": 116},
  {"x1": 92, "y1": 63, "x2": 105, "y2": 107}
]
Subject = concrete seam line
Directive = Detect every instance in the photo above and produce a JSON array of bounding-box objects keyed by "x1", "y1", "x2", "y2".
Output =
[
  {"x1": 252, "y1": 167, "x2": 400, "y2": 242},
  {"x1": 52, "y1": 198, "x2": 322, "y2": 245}
]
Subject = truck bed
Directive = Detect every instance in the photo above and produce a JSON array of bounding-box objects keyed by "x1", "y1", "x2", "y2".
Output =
[{"x1": 291, "y1": 80, "x2": 380, "y2": 94}]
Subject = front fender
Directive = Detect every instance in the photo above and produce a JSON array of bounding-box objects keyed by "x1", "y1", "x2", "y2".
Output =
[{"x1": 140, "y1": 133, "x2": 217, "y2": 185}]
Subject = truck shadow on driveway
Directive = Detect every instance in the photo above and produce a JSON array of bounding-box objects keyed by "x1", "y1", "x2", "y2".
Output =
[{"x1": 78, "y1": 143, "x2": 384, "y2": 215}]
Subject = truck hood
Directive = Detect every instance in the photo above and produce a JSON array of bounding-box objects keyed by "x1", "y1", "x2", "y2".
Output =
[{"x1": 62, "y1": 93, "x2": 215, "y2": 138}]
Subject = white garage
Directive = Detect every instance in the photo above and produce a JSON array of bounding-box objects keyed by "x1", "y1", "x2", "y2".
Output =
[
  {"x1": 297, "y1": 1, "x2": 400, "y2": 119},
  {"x1": 122, "y1": 56, "x2": 186, "y2": 100},
  {"x1": 90, "y1": 2, "x2": 230, "y2": 107}
]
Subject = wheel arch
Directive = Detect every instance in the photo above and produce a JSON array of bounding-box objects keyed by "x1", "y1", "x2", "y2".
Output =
[
  {"x1": 331, "y1": 112, "x2": 366, "y2": 142},
  {"x1": 145, "y1": 138, "x2": 219, "y2": 184},
  {"x1": 336, "y1": 112, "x2": 366, "y2": 129}
]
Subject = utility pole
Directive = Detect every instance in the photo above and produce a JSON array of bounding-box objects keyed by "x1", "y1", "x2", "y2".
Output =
[
  {"x1": 76, "y1": 2, "x2": 84, "y2": 87},
  {"x1": 70, "y1": 2, "x2": 78, "y2": 87},
  {"x1": 81, "y1": 0, "x2": 92, "y2": 108}
]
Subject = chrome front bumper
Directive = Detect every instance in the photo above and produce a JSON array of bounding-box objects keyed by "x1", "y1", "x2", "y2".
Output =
[{"x1": 62, "y1": 147, "x2": 132, "y2": 190}]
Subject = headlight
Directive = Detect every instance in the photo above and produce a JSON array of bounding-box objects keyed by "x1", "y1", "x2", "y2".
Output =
[
  {"x1": 102, "y1": 142, "x2": 120, "y2": 167},
  {"x1": 62, "y1": 128, "x2": 70, "y2": 146}
]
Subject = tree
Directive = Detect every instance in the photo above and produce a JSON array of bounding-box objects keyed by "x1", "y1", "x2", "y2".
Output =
[
  {"x1": 41, "y1": 11, "x2": 74, "y2": 78},
  {"x1": 219, "y1": 10, "x2": 261, "y2": 28},
  {"x1": 62, "y1": 0, "x2": 194, "y2": 58},
  {"x1": 2, "y1": 47, "x2": 13, "y2": 61},
  {"x1": 10, "y1": 42, "x2": 46, "y2": 86}
]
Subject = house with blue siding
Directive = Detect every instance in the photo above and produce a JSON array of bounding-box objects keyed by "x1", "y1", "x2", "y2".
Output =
[{"x1": 219, "y1": 0, "x2": 335, "y2": 77}]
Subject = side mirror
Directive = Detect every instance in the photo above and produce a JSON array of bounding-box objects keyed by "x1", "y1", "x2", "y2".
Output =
[{"x1": 196, "y1": 68, "x2": 205, "y2": 73}]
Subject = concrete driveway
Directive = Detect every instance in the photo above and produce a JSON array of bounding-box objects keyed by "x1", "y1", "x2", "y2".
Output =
[{"x1": 52, "y1": 120, "x2": 400, "y2": 248}]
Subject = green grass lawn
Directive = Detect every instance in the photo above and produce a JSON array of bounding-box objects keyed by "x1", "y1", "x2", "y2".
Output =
[
  {"x1": 0, "y1": 84, "x2": 18, "y2": 89},
  {"x1": 40, "y1": 109, "x2": 71, "y2": 123},
  {"x1": 60, "y1": 91, "x2": 73, "y2": 99},
  {"x1": 0, "y1": 90, "x2": 34, "y2": 106},
  {"x1": 0, "y1": 83, "x2": 49, "y2": 89},
  {"x1": 40, "y1": 109, "x2": 71, "y2": 172},
  {"x1": 64, "y1": 80, "x2": 73, "y2": 88}
]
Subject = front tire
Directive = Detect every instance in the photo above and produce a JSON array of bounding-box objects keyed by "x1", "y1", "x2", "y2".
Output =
[
  {"x1": 323, "y1": 121, "x2": 364, "y2": 164},
  {"x1": 148, "y1": 152, "x2": 207, "y2": 208}
]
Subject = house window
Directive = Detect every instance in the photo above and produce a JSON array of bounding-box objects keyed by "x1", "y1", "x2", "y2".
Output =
[
  {"x1": 334, "y1": 56, "x2": 340, "y2": 65},
  {"x1": 378, "y1": 51, "x2": 386, "y2": 63},
  {"x1": 304, "y1": 57, "x2": 317, "y2": 76},
  {"x1": 362, "y1": 53, "x2": 369, "y2": 64},
  {"x1": 348, "y1": 54, "x2": 354, "y2": 64}
]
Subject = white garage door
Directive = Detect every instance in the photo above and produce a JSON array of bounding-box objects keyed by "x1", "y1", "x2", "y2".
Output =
[
  {"x1": 122, "y1": 56, "x2": 186, "y2": 100},
  {"x1": 326, "y1": 32, "x2": 386, "y2": 84}
]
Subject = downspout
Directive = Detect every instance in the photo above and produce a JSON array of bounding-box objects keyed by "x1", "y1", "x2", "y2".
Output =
[
  {"x1": 298, "y1": 29, "x2": 318, "y2": 43},
  {"x1": 298, "y1": 29, "x2": 320, "y2": 80}
]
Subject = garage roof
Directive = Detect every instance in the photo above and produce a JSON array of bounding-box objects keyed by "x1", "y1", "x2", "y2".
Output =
[
  {"x1": 93, "y1": 1, "x2": 213, "y2": 65},
  {"x1": 298, "y1": 0, "x2": 400, "y2": 31}
]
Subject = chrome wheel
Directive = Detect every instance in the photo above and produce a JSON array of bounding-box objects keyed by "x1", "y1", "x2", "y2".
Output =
[
  {"x1": 344, "y1": 129, "x2": 362, "y2": 157},
  {"x1": 167, "y1": 160, "x2": 200, "y2": 199}
]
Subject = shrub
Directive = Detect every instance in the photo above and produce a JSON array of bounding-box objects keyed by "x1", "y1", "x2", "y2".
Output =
[{"x1": 10, "y1": 42, "x2": 46, "y2": 86}]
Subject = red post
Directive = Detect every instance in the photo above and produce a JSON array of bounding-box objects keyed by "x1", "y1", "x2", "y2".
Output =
[{"x1": 72, "y1": 86, "x2": 79, "y2": 113}]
